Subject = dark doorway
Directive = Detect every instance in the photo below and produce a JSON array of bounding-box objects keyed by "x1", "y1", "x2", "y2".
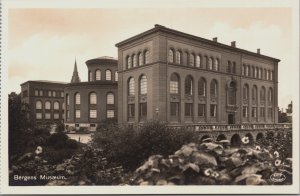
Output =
[{"x1": 228, "y1": 113, "x2": 235, "y2": 124}]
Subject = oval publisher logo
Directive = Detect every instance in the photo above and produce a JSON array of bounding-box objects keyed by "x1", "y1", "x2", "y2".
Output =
[{"x1": 270, "y1": 173, "x2": 286, "y2": 182}]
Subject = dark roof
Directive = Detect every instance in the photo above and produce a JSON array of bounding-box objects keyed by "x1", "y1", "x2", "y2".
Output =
[
  {"x1": 115, "y1": 24, "x2": 280, "y2": 62},
  {"x1": 85, "y1": 56, "x2": 118, "y2": 65},
  {"x1": 20, "y1": 80, "x2": 68, "y2": 86},
  {"x1": 65, "y1": 80, "x2": 117, "y2": 87}
]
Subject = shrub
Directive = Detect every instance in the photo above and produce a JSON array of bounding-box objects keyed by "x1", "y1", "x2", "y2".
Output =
[
  {"x1": 92, "y1": 121, "x2": 198, "y2": 171},
  {"x1": 66, "y1": 139, "x2": 79, "y2": 149},
  {"x1": 47, "y1": 132, "x2": 69, "y2": 149},
  {"x1": 55, "y1": 122, "x2": 65, "y2": 133}
]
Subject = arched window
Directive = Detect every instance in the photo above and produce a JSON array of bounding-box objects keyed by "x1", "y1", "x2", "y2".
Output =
[
  {"x1": 128, "y1": 77, "x2": 135, "y2": 96},
  {"x1": 75, "y1": 93, "x2": 80, "y2": 105},
  {"x1": 210, "y1": 80, "x2": 218, "y2": 97},
  {"x1": 90, "y1": 92, "x2": 97, "y2": 104},
  {"x1": 169, "y1": 49, "x2": 174, "y2": 63},
  {"x1": 243, "y1": 84, "x2": 249, "y2": 100},
  {"x1": 66, "y1": 94, "x2": 69, "y2": 105},
  {"x1": 267, "y1": 70, "x2": 270, "y2": 80},
  {"x1": 144, "y1": 50, "x2": 150, "y2": 64},
  {"x1": 176, "y1": 50, "x2": 181, "y2": 64},
  {"x1": 107, "y1": 93, "x2": 114, "y2": 104},
  {"x1": 170, "y1": 73, "x2": 179, "y2": 94},
  {"x1": 268, "y1": 88, "x2": 273, "y2": 102},
  {"x1": 140, "y1": 75, "x2": 147, "y2": 95},
  {"x1": 198, "y1": 78, "x2": 206, "y2": 96},
  {"x1": 189, "y1": 54, "x2": 195, "y2": 66},
  {"x1": 106, "y1": 70, "x2": 112, "y2": 80},
  {"x1": 138, "y1": 52, "x2": 143, "y2": 66},
  {"x1": 196, "y1": 55, "x2": 201, "y2": 67},
  {"x1": 95, "y1": 70, "x2": 101, "y2": 80},
  {"x1": 258, "y1": 68, "x2": 261, "y2": 79},
  {"x1": 132, "y1": 54, "x2": 137, "y2": 67},
  {"x1": 260, "y1": 87, "x2": 266, "y2": 103},
  {"x1": 127, "y1": 55, "x2": 131, "y2": 69},
  {"x1": 214, "y1": 58, "x2": 219, "y2": 71},
  {"x1": 185, "y1": 75, "x2": 193, "y2": 95},
  {"x1": 45, "y1": 101, "x2": 51, "y2": 110},
  {"x1": 89, "y1": 71, "x2": 93, "y2": 81},
  {"x1": 252, "y1": 85, "x2": 258, "y2": 102},
  {"x1": 115, "y1": 71, "x2": 118, "y2": 81},
  {"x1": 227, "y1": 61, "x2": 231, "y2": 73},
  {"x1": 208, "y1": 57, "x2": 213, "y2": 70},
  {"x1": 54, "y1": 101, "x2": 59, "y2": 110},
  {"x1": 228, "y1": 81, "x2": 236, "y2": 105},
  {"x1": 36, "y1": 101, "x2": 42, "y2": 109}
]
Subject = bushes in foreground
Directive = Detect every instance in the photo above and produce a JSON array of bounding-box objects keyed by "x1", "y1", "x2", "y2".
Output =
[{"x1": 92, "y1": 121, "x2": 198, "y2": 171}]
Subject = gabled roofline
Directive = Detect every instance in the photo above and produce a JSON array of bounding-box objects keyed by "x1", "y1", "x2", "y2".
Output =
[{"x1": 115, "y1": 24, "x2": 280, "y2": 62}]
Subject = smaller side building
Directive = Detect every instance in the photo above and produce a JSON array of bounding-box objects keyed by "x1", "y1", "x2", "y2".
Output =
[
  {"x1": 64, "y1": 57, "x2": 118, "y2": 131},
  {"x1": 20, "y1": 80, "x2": 67, "y2": 127}
]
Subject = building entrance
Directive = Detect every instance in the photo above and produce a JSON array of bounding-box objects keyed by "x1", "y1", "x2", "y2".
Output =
[{"x1": 228, "y1": 113, "x2": 235, "y2": 124}]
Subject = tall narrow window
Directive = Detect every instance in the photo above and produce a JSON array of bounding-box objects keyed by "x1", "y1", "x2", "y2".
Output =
[
  {"x1": 169, "y1": 49, "x2": 174, "y2": 63},
  {"x1": 53, "y1": 91, "x2": 56, "y2": 97},
  {"x1": 89, "y1": 71, "x2": 93, "y2": 81},
  {"x1": 66, "y1": 94, "x2": 70, "y2": 105},
  {"x1": 54, "y1": 101, "x2": 59, "y2": 110},
  {"x1": 75, "y1": 93, "x2": 80, "y2": 105},
  {"x1": 128, "y1": 104, "x2": 135, "y2": 118},
  {"x1": 107, "y1": 93, "x2": 114, "y2": 104},
  {"x1": 115, "y1": 71, "x2": 118, "y2": 81},
  {"x1": 170, "y1": 102, "x2": 179, "y2": 116},
  {"x1": 45, "y1": 101, "x2": 51, "y2": 110},
  {"x1": 170, "y1": 73, "x2": 179, "y2": 94},
  {"x1": 232, "y1": 62, "x2": 236, "y2": 74},
  {"x1": 210, "y1": 104, "x2": 217, "y2": 117},
  {"x1": 267, "y1": 70, "x2": 270, "y2": 80},
  {"x1": 243, "y1": 106, "x2": 248, "y2": 118},
  {"x1": 270, "y1": 71, "x2": 274, "y2": 80},
  {"x1": 210, "y1": 80, "x2": 217, "y2": 98},
  {"x1": 196, "y1": 55, "x2": 201, "y2": 67},
  {"x1": 127, "y1": 55, "x2": 131, "y2": 69},
  {"x1": 75, "y1": 110, "x2": 81, "y2": 119},
  {"x1": 198, "y1": 78, "x2": 206, "y2": 96},
  {"x1": 185, "y1": 103, "x2": 193, "y2": 116},
  {"x1": 198, "y1": 104, "x2": 206, "y2": 117},
  {"x1": 189, "y1": 54, "x2": 195, "y2": 66},
  {"x1": 214, "y1": 58, "x2": 219, "y2": 71},
  {"x1": 132, "y1": 54, "x2": 137, "y2": 67},
  {"x1": 228, "y1": 81, "x2": 236, "y2": 105},
  {"x1": 245, "y1": 65, "x2": 249, "y2": 76},
  {"x1": 35, "y1": 90, "x2": 39, "y2": 96},
  {"x1": 96, "y1": 70, "x2": 101, "y2": 80},
  {"x1": 260, "y1": 107, "x2": 265, "y2": 117},
  {"x1": 128, "y1": 77, "x2": 135, "y2": 96},
  {"x1": 90, "y1": 92, "x2": 97, "y2": 104},
  {"x1": 227, "y1": 61, "x2": 231, "y2": 73},
  {"x1": 144, "y1": 50, "x2": 150, "y2": 64},
  {"x1": 260, "y1": 87, "x2": 266, "y2": 104},
  {"x1": 176, "y1": 50, "x2": 181, "y2": 64},
  {"x1": 252, "y1": 86, "x2": 257, "y2": 103},
  {"x1": 208, "y1": 57, "x2": 213, "y2": 70},
  {"x1": 243, "y1": 84, "x2": 249, "y2": 100},
  {"x1": 138, "y1": 52, "x2": 143, "y2": 66},
  {"x1": 106, "y1": 70, "x2": 112, "y2": 80},
  {"x1": 185, "y1": 76, "x2": 193, "y2": 95},
  {"x1": 268, "y1": 88, "x2": 273, "y2": 103},
  {"x1": 139, "y1": 103, "x2": 147, "y2": 119},
  {"x1": 252, "y1": 107, "x2": 257, "y2": 118},
  {"x1": 36, "y1": 101, "x2": 42, "y2": 109},
  {"x1": 140, "y1": 75, "x2": 147, "y2": 95}
]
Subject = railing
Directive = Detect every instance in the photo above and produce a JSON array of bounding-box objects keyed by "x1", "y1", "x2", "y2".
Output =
[{"x1": 168, "y1": 123, "x2": 292, "y2": 132}]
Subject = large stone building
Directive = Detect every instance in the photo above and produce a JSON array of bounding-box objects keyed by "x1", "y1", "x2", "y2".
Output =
[
  {"x1": 64, "y1": 57, "x2": 118, "y2": 131},
  {"x1": 20, "y1": 80, "x2": 66, "y2": 127},
  {"x1": 116, "y1": 24, "x2": 279, "y2": 126}
]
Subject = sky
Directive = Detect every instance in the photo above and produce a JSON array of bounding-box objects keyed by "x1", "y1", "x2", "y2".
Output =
[{"x1": 7, "y1": 7, "x2": 296, "y2": 110}]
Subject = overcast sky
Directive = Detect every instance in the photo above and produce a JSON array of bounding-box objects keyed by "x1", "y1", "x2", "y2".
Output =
[{"x1": 7, "y1": 7, "x2": 296, "y2": 110}]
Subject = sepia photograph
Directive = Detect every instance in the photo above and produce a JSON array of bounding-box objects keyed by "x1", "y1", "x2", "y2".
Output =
[{"x1": 0, "y1": 0, "x2": 299, "y2": 194}]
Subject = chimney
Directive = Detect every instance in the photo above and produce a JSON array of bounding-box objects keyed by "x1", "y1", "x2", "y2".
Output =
[
  {"x1": 257, "y1": 48, "x2": 261, "y2": 54},
  {"x1": 213, "y1": 37, "x2": 218, "y2": 42},
  {"x1": 231, "y1": 41, "x2": 236, "y2": 47}
]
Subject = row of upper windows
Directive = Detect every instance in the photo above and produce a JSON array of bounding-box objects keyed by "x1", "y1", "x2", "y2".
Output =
[
  {"x1": 242, "y1": 106, "x2": 273, "y2": 118},
  {"x1": 66, "y1": 109, "x2": 115, "y2": 119},
  {"x1": 242, "y1": 84, "x2": 273, "y2": 103},
  {"x1": 126, "y1": 50, "x2": 151, "y2": 69},
  {"x1": 66, "y1": 92, "x2": 115, "y2": 106},
  {"x1": 127, "y1": 75, "x2": 147, "y2": 96},
  {"x1": 34, "y1": 89, "x2": 64, "y2": 98},
  {"x1": 168, "y1": 49, "x2": 220, "y2": 71},
  {"x1": 89, "y1": 69, "x2": 118, "y2": 82},
  {"x1": 242, "y1": 64, "x2": 274, "y2": 80},
  {"x1": 36, "y1": 100, "x2": 63, "y2": 110},
  {"x1": 36, "y1": 112, "x2": 61, "y2": 120}
]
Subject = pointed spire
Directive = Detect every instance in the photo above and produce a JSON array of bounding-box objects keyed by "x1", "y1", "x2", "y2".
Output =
[{"x1": 71, "y1": 58, "x2": 81, "y2": 83}]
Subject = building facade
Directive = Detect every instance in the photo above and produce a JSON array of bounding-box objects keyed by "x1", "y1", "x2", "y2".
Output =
[
  {"x1": 20, "y1": 80, "x2": 66, "y2": 127},
  {"x1": 116, "y1": 24, "x2": 279, "y2": 125},
  {"x1": 64, "y1": 57, "x2": 118, "y2": 131}
]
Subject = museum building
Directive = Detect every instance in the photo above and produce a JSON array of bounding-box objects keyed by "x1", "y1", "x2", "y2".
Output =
[
  {"x1": 64, "y1": 57, "x2": 118, "y2": 131},
  {"x1": 116, "y1": 24, "x2": 279, "y2": 125}
]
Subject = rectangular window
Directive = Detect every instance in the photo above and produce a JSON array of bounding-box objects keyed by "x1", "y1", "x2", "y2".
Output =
[
  {"x1": 45, "y1": 113, "x2": 51, "y2": 119},
  {"x1": 243, "y1": 106, "x2": 248, "y2": 118},
  {"x1": 170, "y1": 102, "x2": 179, "y2": 116},
  {"x1": 252, "y1": 107, "x2": 257, "y2": 118},
  {"x1": 75, "y1": 110, "x2": 81, "y2": 119},
  {"x1": 128, "y1": 104, "x2": 135, "y2": 117},
  {"x1": 48, "y1": 91, "x2": 52, "y2": 97},
  {"x1": 210, "y1": 104, "x2": 217, "y2": 117},
  {"x1": 107, "y1": 110, "x2": 115, "y2": 118},
  {"x1": 260, "y1": 108, "x2": 265, "y2": 117},
  {"x1": 198, "y1": 104, "x2": 206, "y2": 117},
  {"x1": 268, "y1": 108, "x2": 273, "y2": 118},
  {"x1": 61, "y1": 92, "x2": 64, "y2": 97},
  {"x1": 185, "y1": 103, "x2": 193, "y2": 116},
  {"x1": 170, "y1": 81, "x2": 179, "y2": 94},
  {"x1": 36, "y1": 113, "x2": 42, "y2": 119},
  {"x1": 54, "y1": 113, "x2": 59, "y2": 119},
  {"x1": 139, "y1": 103, "x2": 147, "y2": 118},
  {"x1": 53, "y1": 91, "x2": 56, "y2": 97},
  {"x1": 35, "y1": 90, "x2": 39, "y2": 96},
  {"x1": 39, "y1": 90, "x2": 43, "y2": 96},
  {"x1": 66, "y1": 110, "x2": 70, "y2": 120},
  {"x1": 89, "y1": 110, "x2": 97, "y2": 118}
]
